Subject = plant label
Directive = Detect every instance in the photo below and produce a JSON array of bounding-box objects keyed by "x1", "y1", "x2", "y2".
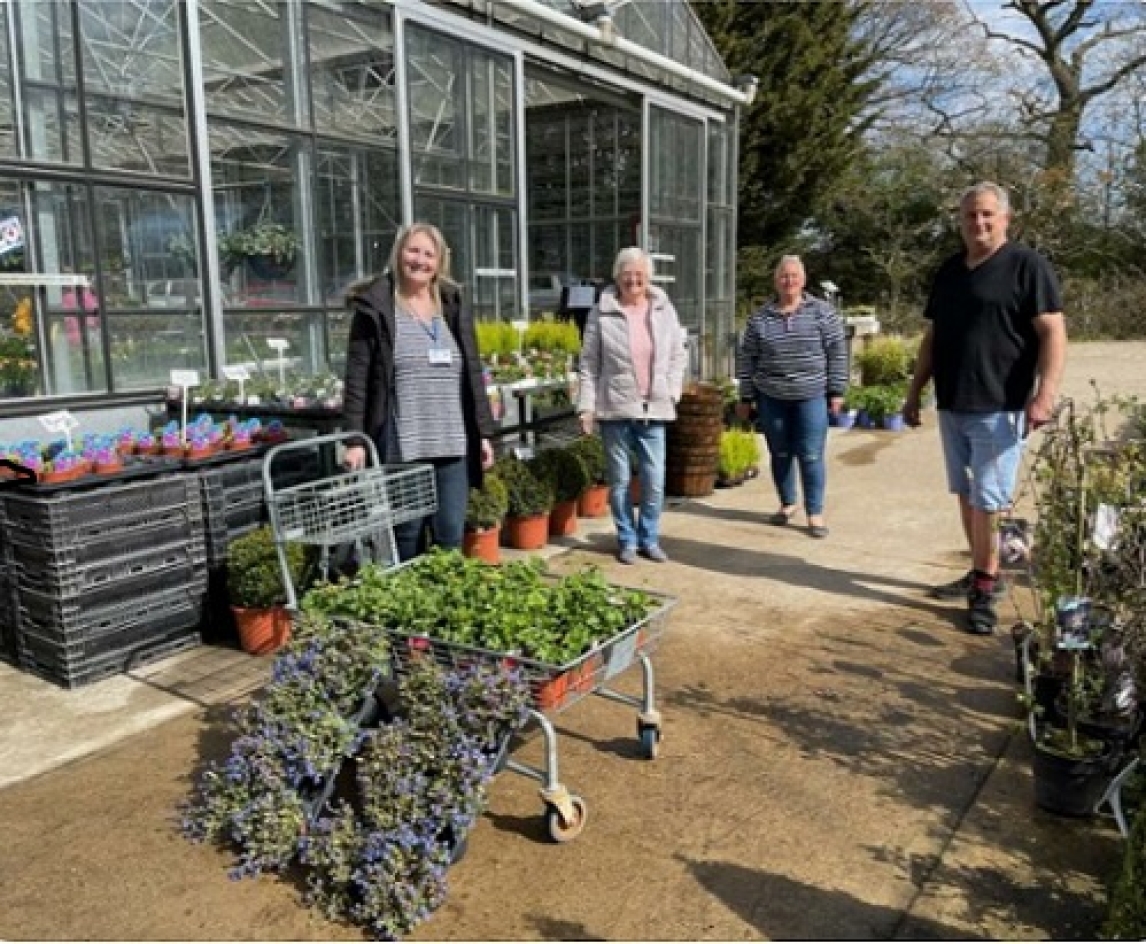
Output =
[
  {"x1": 603, "y1": 635, "x2": 637, "y2": 681},
  {"x1": 222, "y1": 365, "x2": 250, "y2": 382},
  {"x1": 39, "y1": 409, "x2": 78, "y2": 450},
  {"x1": 267, "y1": 338, "x2": 290, "y2": 352},
  {"x1": 171, "y1": 369, "x2": 200, "y2": 388}
]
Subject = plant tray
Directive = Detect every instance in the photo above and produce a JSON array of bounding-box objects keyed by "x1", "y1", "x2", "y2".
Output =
[
  {"x1": 346, "y1": 585, "x2": 676, "y2": 715},
  {"x1": 179, "y1": 441, "x2": 279, "y2": 470},
  {"x1": 5, "y1": 455, "x2": 183, "y2": 493}
]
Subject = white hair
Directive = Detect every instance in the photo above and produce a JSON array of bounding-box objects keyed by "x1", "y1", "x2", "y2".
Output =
[
  {"x1": 613, "y1": 246, "x2": 654, "y2": 282},
  {"x1": 960, "y1": 181, "x2": 1011, "y2": 215},
  {"x1": 774, "y1": 254, "x2": 805, "y2": 277}
]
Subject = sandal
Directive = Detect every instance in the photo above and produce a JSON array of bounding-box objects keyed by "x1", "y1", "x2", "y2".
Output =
[
  {"x1": 769, "y1": 508, "x2": 796, "y2": 526},
  {"x1": 809, "y1": 524, "x2": 830, "y2": 539}
]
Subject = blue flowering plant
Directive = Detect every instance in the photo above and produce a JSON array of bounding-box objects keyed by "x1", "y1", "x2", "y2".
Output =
[
  {"x1": 182, "y1": 605, "x2": 531, "y2": 940},
  {"x1": 181, "y1": 611, "x2": 390, "y2": 878},
  {"x1": 301, "y1": 657, "x2": 530, "y2": 940}
]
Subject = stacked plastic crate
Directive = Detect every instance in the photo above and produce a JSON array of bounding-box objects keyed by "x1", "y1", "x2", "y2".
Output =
[{"x1": 0, "y1": 475, "x2": 207, "y2": 687}]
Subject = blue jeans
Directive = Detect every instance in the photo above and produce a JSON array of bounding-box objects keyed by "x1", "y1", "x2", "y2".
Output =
[
  {"x1": 937, "y1": 410, "x2": 1025, "y2": 512},
  {"x1": 393, "y1": 456, "x2": 469, "y2": 562},
  {"x1": 600, "y1": 420, "x2": 666, "y2": 551},
  {"x1": 756, "y1": 394, "x2": 829, "y2": 516}
]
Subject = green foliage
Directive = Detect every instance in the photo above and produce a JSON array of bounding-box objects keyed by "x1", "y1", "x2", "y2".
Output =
[
  {"x1": 226, "y1": 526, "x2": 308, "y2": 609},
  {"x1": 719, "y1": 429, "x2": 761, "y2": 478},
  {"x1": 1104, "y1": 804, "x2": 1146, "y2": 940},
  {"x1": 303, "y1": 550, "x2": 660, "y2": 667},
  {"x1": 693, "y1": 0, "x2": 881, "y2": 251},
  {"x1": 475, "y1": 319, "x2": 581, "y2": 360},
  {"x1": 475, "y1": 321, "x2": 519, "y2": 358},
  {"x1": 847, "y1": 383, "x2": 906, "y2": 423},
  {"x1": 855, "y1": 336, "x2": 915, "y2": 387},
  {"x1": 529, "y1": 445, "x2": 591, "y2": 504},
  {"x1": 217, "y1": 224, "x2": 300, "y2": 265},
  {"x1": 465, "y1": 472, "x2": 508, "y2": 532},
  {"x1": 567, "y1": 434, "x2": 607, "y2": 485},
  {"x1": 492, "y1": 455, "x2": 554, "y2": 517}
]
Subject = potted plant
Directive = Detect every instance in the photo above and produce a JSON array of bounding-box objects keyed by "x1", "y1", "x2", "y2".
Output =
[
  {"x1": 530, "y1": 446, "x2": 590, "y2": 537},
  {"x1": 217, "y1": 223, "x2": 300, "y2": 279},
  {"x1": 226, "y1": 526, "x2": 308, "y2": 655},
  {"x1": 717, "y1": 429, "x2": 760, "y2": 487},
  {"x1": 570, "y1": 435, "x2": 609, "y2": 517},
  {"x1": 494, "y1": 456, "x2": 554, "y2": 550},
  {"x1": 463, "y1": 471, "x2": 508, "y2": 565}
]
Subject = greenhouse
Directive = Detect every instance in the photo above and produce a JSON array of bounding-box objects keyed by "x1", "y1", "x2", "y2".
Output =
[{"x1": 0, "y1": 0, "x2": 746, "y2": 424}]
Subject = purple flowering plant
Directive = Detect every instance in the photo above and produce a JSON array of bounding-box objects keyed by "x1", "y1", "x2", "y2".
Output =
[{"x1": 181, "y1": 608, "x2": 530, "y2": 941}]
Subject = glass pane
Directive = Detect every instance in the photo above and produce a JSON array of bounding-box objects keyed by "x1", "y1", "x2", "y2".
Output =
[
  {"x1": 592, "y1": 111, "x2": 617, "y2": 217},
  {"x1": 471, "y1": 204, "x2": 517, "y2": 320},
  {"x1": 200, "y1": 0, "x2": 302, "y2": 127},
  {"x1": 469, "y1": 53, "x2": 493, "y2": 193},
  {"x1": 22, "y1": 88, "x2": 83, "y2": 165},
  {"x1": 527, "y1": 119, "x2": 566, "y2": 221},
  {"x1": 79, "y1": 1, "x2": 183, "y2": 108},
  {"x1": 0, "y1": 6, "x2": 15, "y2": 158},
  {"x1": 308, "y1": 4, "x2": 396, "y2": 143},
  {"x1": 210, "y1": 121, "x2": 308, "y2": 308},
  {"x1": 87, "y1": 97, "x2": 190, "y2": 176},
  {"x1": 568, "y1": 115, "x2": 590, "y2": 218},
  {"x1": 708, "y1": 121, "x2": 727, "y2": 206},
  {"x1": 27, "y1": 181, "x2": 106, "y2": 395},
  {"x1": 407, "y1": 26, "x2": 464, "y2": 189},
  {"x1": 0, "y1": 181, "x2": 42, "y2": 400},
  {"x1": 493, "y1": 57, "x2": 514, "y2": 197},
  {"x1": 22, "y1": 2, "x2": 75, "y2": 87},
  {"x1": 314, "y1": 144, "x2": 400, "y2": 304},
  {"x1": 222, "y1": 309, "x2": 323, "y2": 374}
]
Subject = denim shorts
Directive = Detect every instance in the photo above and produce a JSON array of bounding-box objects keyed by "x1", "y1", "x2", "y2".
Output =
[{"x1": 937, "y1": 410, "x2": 1026, "y2": 512}]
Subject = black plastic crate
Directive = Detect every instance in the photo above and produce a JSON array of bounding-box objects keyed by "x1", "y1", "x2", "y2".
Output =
[
  {"x1": 8, "y1": 532, "x2": 206, "y2": 598},
  {"x1": 0, "y1": 577, "x2": 17, "y2": 665},
  {"x1": 0, "y1": 475, "x2": 202, "y2": 551},
  {"x1": 13, "y1": 581, "x2": 207, "y2": 647},
  {"x1": 5, "y1": 518, "x2": 204, "y2": 573},
  {"x1": 17, "y1": 627, "x2": 201, "y2": 689},
  {"x1": 17, "y1": 591, "x2": 204, "y2": 666},
  {"x1": 14, "y1": 561, "x2": 207, "y2": 640}
]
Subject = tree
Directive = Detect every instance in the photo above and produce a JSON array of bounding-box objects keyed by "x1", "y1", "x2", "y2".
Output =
[{"x1": 692, "y1": 0, "x2": 881, "y2": 250}]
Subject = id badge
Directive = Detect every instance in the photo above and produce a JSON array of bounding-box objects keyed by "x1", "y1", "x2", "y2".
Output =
[{"x1": 427, "y1": 347, "x2": 453, "y2": 366}]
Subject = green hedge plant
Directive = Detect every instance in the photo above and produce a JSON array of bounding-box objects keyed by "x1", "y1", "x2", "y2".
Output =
[
  {"x1": 529, "y1": 445, "x2": 591, "y2": 504},
  {"x1": 465, "y1": 472, "x2": 509, "y2": 532},
  {"x1": 227, "y1": 526, "x2": 308, "y2": 609},
  {"x1": 492, "y1": 455, "x2": 555, "y2": 518}
]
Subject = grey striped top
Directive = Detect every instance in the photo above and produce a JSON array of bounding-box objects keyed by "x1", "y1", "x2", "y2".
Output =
[
  {"x1": 737, "y1": 295, "x2": 848, "y2": 402},
  {"x1": 388, "y1": 307, "x2": 466, "y2": 462}
]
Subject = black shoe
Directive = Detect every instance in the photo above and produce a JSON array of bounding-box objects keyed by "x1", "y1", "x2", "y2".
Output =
[
  {"x1": 931, "y1": 570, "x2": 1007, "y2": 601},
  {"x1": 966, "y1": 587, "x2": 998, "y2": 635}
]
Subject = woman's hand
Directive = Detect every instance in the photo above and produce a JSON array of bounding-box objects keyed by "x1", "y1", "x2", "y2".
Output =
[
  {"x1": 480, "y1": 438, "x2": 495, "y2": 470},
  {"x1": 579, "y1": 412, "x2": 595, "y2": 436},
  {"x1": 828, "y1": 396, "x2": 843, "y2": 416},
  {"x1": 344, "y1": 445, "x2": 366, "y2": 471}
]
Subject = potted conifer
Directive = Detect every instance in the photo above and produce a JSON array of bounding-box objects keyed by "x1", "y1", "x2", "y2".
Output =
[
  {"x1": 463, "y1": 472, "x2": 509, "y2": 565},
  {"x1": 494, "y1": 456, "x2": 554, "y2": 550},
  {"x1": 226, "y1": 526, "x2": 308, "y2": 655}
]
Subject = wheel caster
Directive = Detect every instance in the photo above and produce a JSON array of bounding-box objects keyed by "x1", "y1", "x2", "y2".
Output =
[
  {"x1": 638, "y1": 722, "x2": 661, "y2": 760},
  {"x1": 545, "y1": 794, "x2": 588, "y2": 843}
]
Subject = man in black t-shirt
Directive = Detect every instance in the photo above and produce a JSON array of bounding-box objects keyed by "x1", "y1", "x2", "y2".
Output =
[{"x1": 905, "y1": 181, "x2": 1067, "y2": 635}]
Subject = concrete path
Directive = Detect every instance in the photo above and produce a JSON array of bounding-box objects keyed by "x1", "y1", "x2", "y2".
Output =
[{"x1": 0, "y1": 342, "x2": 1139, "y2": 941}]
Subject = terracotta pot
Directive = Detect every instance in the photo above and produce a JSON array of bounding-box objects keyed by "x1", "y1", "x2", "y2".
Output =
[
  {"x1": 577, "y1": 483, "x2": 609, "y2": 518},
  {"x1": 463, "y1": 526, "x2": 501, "y2": 564},
  {"x1": 505, "y1": 513, "x2": 549, "y2": 550},
  {"x1": 94, "y1": 462, "x2": 123, "y2": 475},
  {"x1": 549, "y1": 499, "x2": 578, "y2": 537},
  {"x1": 39, "y1": 470, "x2": 71, "y2": 484},
  {"x1": 232, "y1": 605, "x2": 292, "y2": 655}
]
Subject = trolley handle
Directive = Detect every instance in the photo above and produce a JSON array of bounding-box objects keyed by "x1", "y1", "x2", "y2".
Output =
[{"x1": 262, "y1": 430, "x2": 382, "y2": 502}]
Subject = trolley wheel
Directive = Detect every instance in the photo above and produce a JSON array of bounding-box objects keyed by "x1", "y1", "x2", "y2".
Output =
[
  {"x1": 638, "y1": 723, "x2": 661, "y2": 760},
  {"x1": 545, "y1": 795, "x2": 588, "y2": 843}
]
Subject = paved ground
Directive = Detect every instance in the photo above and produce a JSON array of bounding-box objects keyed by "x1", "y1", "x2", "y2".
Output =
[{"x1": 0, "y1": 341, "x2": 1142, "y2": 941}]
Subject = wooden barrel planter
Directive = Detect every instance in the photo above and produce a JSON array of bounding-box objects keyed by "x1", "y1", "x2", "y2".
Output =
[{"x1": 666, "y1": 383, "x2": 724, "y2": 497}]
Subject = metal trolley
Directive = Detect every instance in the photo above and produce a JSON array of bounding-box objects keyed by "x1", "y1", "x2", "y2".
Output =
[
  {"x1": 262, "y1": 431, "x2": 677, "y2": 842},
  {"x1": 262, "y1": 432, "x2": 437, "y2": 607},
  {"x1": 375, "y1": 584, "x2": 677, "y2": 842}
]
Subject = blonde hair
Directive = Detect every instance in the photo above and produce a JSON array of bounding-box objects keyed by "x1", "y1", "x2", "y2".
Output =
[
  {"x1": 388, "y1": 222, "x2": 457, "y2": 311},
  {"x1": 612, "y1": 246, "x2": 654, "y2": 284}
]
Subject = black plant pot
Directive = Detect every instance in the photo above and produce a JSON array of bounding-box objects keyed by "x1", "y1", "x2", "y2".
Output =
[
  {"x1": 1078, "y1": 710, "x2": 1142, "y2": 771},
  {"x1": 1032, "y1": 743, "x2": 1112, "y2": 817},
  {"x1": 1033, "y1": 673, "x2": 1067, "y2": 729}
]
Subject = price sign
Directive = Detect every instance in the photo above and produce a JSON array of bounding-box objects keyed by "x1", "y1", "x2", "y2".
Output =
[
  {"x1": 267, "y1": 339, "x2": 290, "y2": 387},
  {"x1": 170, "y1": 370, "x2": 201, "y2": 445},
  {"x1": 170, "y1": 369, "x2": 201, "y2": 388},
  {"x1": 39, "y1": 410, "x2": 79, "y2": 450},
  {"x1": 223, "y1": 364, "x2": 250, "y2": 403}
]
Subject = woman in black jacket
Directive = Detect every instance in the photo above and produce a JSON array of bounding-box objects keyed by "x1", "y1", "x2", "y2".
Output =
[{"x1": 342, "y1": 223, "x2": 495, "y2": 561}]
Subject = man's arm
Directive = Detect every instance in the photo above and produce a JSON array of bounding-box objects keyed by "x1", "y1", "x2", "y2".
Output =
[
  {"x1": 1028, "y1": 312, "x2": 1067, "y2": 429},
  {"x1": 903, "y1": 324, "x2": 935, "y2": 427}
]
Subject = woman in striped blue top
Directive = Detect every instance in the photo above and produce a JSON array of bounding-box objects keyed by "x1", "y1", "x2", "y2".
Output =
[
  {"x1": 343, "y1": 224, "x2": 496, "y2": 561},
  {"x1": 735, "y1": 255, "x2": 848, "y2": 539}
]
